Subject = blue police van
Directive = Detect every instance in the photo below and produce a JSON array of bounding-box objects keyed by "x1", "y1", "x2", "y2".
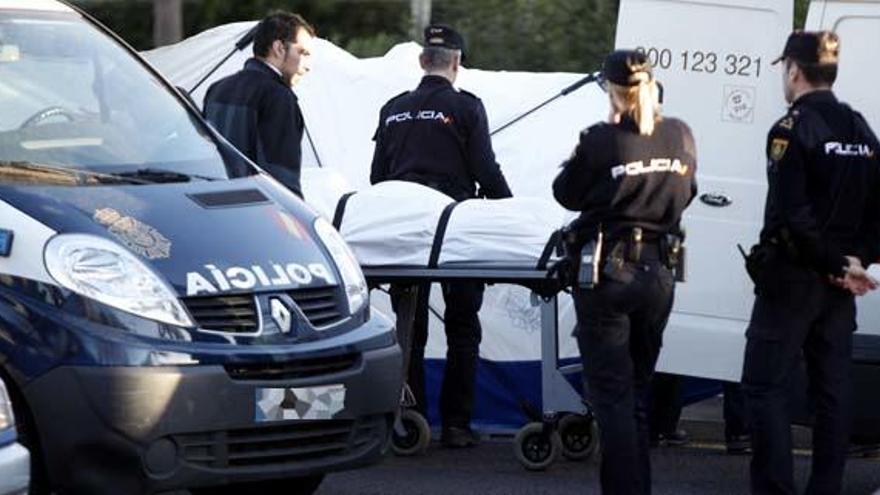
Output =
[{"x1": 0, "y1": 1, "x2": 401, "y2": 493}]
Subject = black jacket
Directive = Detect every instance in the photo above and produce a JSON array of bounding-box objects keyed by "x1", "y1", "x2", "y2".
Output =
[
  {"x1": 760, "y1": 90, "x2": 880, "y2": 277},
  {"x1": 204, "y1": 58, "x2": 305, "y2": 197},
  {"x1": 370, "y1": 75, "x2": 512, "y2": 201},
  {"x1": 553, "y1": 117, "x2": 698, "y2": 239}
]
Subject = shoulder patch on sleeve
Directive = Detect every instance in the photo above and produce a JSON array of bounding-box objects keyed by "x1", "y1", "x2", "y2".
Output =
[
  {"x1": 777, "y1": 116, "x2": 795, "y2": 130},
  {"x1": 773, "y1": 108, "x2": 801, "y2": 131},
  {"x1": 770, "y1": 137, "x2": 790, "y2": 161}
]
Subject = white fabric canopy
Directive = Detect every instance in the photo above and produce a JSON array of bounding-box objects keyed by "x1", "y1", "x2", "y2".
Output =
[{"x1": 143, "y1": 25, "x2": 606, "y2": 361}]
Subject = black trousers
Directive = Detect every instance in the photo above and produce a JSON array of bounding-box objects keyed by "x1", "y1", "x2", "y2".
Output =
[
  {"x1": 723, "y1": 381, "x2": 750, "y2": 440},
  {"x1": 391, "y1": 282, "x2": 484, "y2": 429},
  {"x1": 574, "y1": 257, "x2": 675, "y2": 495},
  {"x1": 649, "y1": 372, "x2": 683, "y2": 438},
  {"x1": 742, "y1": 270, "x2": 855, "y2": 495}
]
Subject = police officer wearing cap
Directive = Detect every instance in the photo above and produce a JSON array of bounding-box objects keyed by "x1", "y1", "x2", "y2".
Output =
[
  {"x1": 553, "y1": 50, "x2": 697, "y2": 494},
  {"x1": 204, "y1": 12, "x2": 315, "y2": 198},
  {"x1": 370, "y1": 24, "x2": 512, "y2": 448},
  {"x1": 553, "y1": 50, "x2": 697, "y2": 495},
  {"x1": 742, "y1": 31, "x2": 880, "y2": 495}
]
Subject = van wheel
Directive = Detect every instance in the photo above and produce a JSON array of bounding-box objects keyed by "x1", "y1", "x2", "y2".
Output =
[{"x1": 195, "y1": 474, "x2": 324, "y2": 495}]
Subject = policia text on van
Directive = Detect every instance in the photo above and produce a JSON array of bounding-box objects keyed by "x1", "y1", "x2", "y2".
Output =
[{"x1": 0, "y1": 1, "x2": 401, "y2": 494}]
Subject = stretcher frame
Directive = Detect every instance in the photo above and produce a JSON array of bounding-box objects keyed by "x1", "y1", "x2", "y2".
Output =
[{"x1": 363, "y1": 262, "x2": 588, "y2": 429}]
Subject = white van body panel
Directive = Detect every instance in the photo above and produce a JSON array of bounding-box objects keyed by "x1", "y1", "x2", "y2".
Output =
[
  {"x1": 616, "y1": 0, "x2": 793, "y2": 381},
  {"x1": 616, "y1": 0, "x2": 880, "y2": 381}
]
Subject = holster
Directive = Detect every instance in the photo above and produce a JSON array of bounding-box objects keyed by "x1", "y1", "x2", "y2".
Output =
[
  {"x1": 556, "y1": 219, "x2": 602, "y2": 289},
  {"x1": 660, "y1": 232, "x2": 687, "y2": 282},
  {"x1": 738, "y1": 240, "x2": 782, "y2": 287}
]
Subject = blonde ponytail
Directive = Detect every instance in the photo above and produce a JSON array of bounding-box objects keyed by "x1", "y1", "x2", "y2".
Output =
[{"x1": 610, "y1": 77, "x2": 661, "y2": 136}]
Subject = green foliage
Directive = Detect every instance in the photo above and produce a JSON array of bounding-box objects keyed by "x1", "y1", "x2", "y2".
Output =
[
  {"x1": 795, "y1": 0, "x2": 809, "y2": 28},
  {"x1": 71, "y1": 0, "x2": 410, "y2": 55},
  {"x1": 75, "y1": 1, "x2": 153, "y2": 49},
  {"x1": 433, "y1": 0, "x2": 618, "y2": 72}
]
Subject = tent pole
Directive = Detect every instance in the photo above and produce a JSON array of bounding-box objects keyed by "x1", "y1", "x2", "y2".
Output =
[
  {"x1": 490, "y1": 72, "x2": 600, "y2": 137},
  {"x1": 189, "y1": 25, "x2": 257, "y2": 94}
]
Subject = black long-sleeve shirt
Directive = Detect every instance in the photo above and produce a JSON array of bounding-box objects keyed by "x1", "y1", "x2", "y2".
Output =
[
  {"x1": 553, "y1": 117, "x2": 697, "y2": 239},
  {"x1": 760, "y1": 90, "x2": 880, "y2": 277},
  {"x1": 204, "y1": 58, "x2": 305, "y2": 197},
  {"x1": 370, "y1": 75, "x2": 512, "y2": 201}
]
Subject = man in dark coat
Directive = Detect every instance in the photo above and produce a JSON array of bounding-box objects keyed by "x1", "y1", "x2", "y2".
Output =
[{"x1": 204, "y1": 12, "x2": 315, "y2": 198}]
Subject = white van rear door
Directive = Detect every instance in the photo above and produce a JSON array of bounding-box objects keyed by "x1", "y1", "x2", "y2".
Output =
[
  {"x1": 615, "y1": 0, "x2": 793, "y2": 380},
  {"x1": 806, "y1": 0, "x2": 880, "y2": 337}
]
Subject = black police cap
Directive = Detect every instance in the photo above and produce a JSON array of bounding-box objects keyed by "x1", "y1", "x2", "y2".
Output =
[
  {"x1": 772, "y1": 30, "x2": 840, "y2": 66},
  {"x1": 602, "y1": 50, "x2": 653, "y2": 87},
  {"x1": 423, "y1": 24, "x2": 466, "y2": 57}
]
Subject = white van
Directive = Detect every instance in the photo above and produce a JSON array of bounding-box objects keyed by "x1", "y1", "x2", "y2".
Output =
[{"x1": 617, "y1": 0, "x2": 880, "y2": 443}]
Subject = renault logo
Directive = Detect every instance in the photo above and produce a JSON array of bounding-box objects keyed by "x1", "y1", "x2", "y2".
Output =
[{"x1": 270, "y1": 298, "x2": 293, "y2": 334}]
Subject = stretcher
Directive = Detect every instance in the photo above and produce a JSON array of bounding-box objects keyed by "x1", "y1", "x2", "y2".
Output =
[{"x1": 362, "y1": 261, "x2": 599, "y2": 470}]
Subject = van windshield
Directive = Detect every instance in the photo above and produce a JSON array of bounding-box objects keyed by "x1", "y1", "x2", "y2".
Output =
[{"x1": 0, "y1": 10, "x2": 251, "y2": 184}]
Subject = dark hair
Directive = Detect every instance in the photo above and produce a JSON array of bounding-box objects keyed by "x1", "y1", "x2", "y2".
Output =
[
  {"x1": 252, "y1": 11, "x2": 315, "y2": 58},
  {"x1": 420, "y1": 46, "x2": 458, "y2": 71},
  {"x1": 789, "y1": 59, "x2": 838, "y2": 86}
]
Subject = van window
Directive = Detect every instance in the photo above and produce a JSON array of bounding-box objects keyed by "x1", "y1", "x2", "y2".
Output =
[{"x1": 0, "y1": 11, "x2": 250, "y2": 184}]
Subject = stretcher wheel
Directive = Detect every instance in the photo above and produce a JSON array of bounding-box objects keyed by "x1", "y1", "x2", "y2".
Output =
[
  {"x1": 513, "y1": 422, "x2": 562, "y2": 471},
  {"x1": 392, "y1": 409, "x2": 431, "y2": 456},
  {"x1": 558, "y1": 414, "x2": 600, "y2": 461}
]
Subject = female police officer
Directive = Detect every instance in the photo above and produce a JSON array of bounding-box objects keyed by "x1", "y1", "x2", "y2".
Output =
[{"x1": 553, "y1": 50, "x2": 697, "y2": 495}]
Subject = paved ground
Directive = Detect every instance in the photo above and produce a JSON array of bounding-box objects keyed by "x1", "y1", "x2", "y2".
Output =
[
  {"x1": 318, "y1": 439, "x2": 880, "y2": 495},
  {"x1": 317, "y1": 398, "x2": 880, "y2": 495}
]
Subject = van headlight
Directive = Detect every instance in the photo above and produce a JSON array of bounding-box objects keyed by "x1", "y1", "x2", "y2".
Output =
[
  {"x1": 313, "y1": 217, "x2": 368, "y2": 314},
  {"x1": 44, "y1": 234, "x2": 194, "y2": 328}
]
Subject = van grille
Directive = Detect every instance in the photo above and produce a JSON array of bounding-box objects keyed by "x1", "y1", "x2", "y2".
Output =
[
  {"x1": 176, "y1": 415, "x2": 389, "y2": 469},
  {"x1": 183, "y1": 294, "x2": 258, "y2": 334},
  {"x1": 224, "y1": 353, "x2": 360, "y2": 381},
  {"x1": 182, "y1": 286, "x2": 347, "y2": 335},
  {"x1": 289, "y1": 286, "x2": 347, "y2": 328}
]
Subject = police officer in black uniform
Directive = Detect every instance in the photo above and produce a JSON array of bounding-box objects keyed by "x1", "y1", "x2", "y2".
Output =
[
  {"x1": 553, "y1": 50, "x2": 697, "y2": 495},
  {"x1": 742, "y1": 31, "x2": 880, "y2": 495},
  {"x1": 204, "y1": 12, "x2": 315, "y2": 198},
  {"x1": 370, "y1": 25, "x2": 512, "y2": 448}
]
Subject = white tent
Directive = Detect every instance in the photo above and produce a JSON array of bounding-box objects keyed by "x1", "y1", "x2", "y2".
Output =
[{"x1": 143, "y1": 24, "x2": 608, "y2": 428}]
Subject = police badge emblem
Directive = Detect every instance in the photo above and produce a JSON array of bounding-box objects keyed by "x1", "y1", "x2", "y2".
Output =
[
  {"x1": 770, "y1": 138, "x2": 789, "y2": 162},
  {"x1": 93, "y1": 208, "x2": 172, "y2": 259}
]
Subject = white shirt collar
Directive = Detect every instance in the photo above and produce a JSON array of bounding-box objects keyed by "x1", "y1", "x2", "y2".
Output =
[{"x1": 259, "y1": 59, "x2": 283, "y2": 78}]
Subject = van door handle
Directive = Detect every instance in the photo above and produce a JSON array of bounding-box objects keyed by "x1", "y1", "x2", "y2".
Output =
[{"x1": 700, "y1": 192, "x2": 732, "y2": 207}]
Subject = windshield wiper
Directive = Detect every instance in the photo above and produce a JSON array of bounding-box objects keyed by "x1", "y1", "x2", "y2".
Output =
[
  {"x1": 0, "y1": 161, "x2": 150, "y2": 185},
  {"x1": 113, "y1": 168, "x2": 219, "y2": 183}
]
